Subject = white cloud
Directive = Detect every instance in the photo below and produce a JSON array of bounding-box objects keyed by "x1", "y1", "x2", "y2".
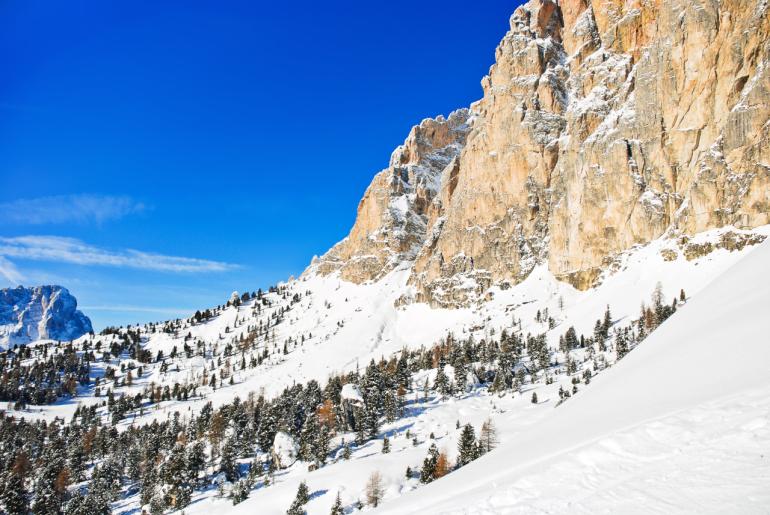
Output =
[
  {"x1": 0, "y1": 256, "x2": 24, "y2": 285},
  {"x1": 0, "y1": 236, "x2": 237, "y2": 273},
  {"x1": 0, "y1": 194, "x2": 146, "y2": 225}
]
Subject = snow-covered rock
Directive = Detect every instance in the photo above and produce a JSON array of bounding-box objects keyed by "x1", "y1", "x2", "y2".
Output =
[
  {"x1": 0, "y1": 285, "x2": 92, "y2": 348},
  {"x1": 271, "y1": 431, "x2": 299, "y2": 469},
  {"x1": 340, "y1": 383, "x2": 364, "y2": 404}
]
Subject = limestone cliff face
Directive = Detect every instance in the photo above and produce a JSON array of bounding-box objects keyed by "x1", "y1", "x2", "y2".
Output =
[
  {"x1": 548, "y1": 0, "x2": 770, "y2": 289},
  {"x1": 315, "y1": 0, "x2": 770, "y2": 305}
]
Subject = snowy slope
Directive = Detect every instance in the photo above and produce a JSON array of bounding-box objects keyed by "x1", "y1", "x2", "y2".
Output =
[
  {"x1": 377, "y1": 237, "x2": 770, "y2": 514},
  {"x1": 8, "y1": 227, "x2": 768, "y2": 515}
]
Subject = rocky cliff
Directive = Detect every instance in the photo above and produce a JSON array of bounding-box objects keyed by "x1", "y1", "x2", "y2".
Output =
[
  {"x1": 313, "y1": 0, "x2": 770, "y2": 306},
  {"x1": 0, "y1": 286, "x2": 93, "y2": 347}
]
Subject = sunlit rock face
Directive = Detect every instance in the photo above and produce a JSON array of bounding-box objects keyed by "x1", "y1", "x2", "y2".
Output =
[{"x1": 315, "y1": 0, "x2": 770, "y2": 306}]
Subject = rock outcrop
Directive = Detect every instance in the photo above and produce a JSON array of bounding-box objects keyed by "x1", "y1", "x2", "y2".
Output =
[
  {"x1": 314, "y1": 0, "x2": 770, "y2": 306},
  {"x1": 0, "y1": 285, "x2": 93, "y2": 347},
  {"x1": 312, "y1": 109, "x2": 471, "y2": 283}
]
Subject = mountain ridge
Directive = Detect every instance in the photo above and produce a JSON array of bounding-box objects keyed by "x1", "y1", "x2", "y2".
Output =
[{"x1": 312, "y1": 0, "x2": 770, "y2": 308}]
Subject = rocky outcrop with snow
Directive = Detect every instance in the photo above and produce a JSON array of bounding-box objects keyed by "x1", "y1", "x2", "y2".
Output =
[
  {"x1": 0, "y1": 285, "x2": 93, "y2": 347},
  {"x1": 313, "y1": 0, "x2": 770, "y2": 306},
  {"x1": 272, "y1": 431, "x2": 299, "y2": 469},
  {"x1": 310, "y1": 109, "x2": 471, "y2": 283}
]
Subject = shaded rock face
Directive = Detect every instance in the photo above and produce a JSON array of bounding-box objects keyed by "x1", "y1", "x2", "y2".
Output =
[
  {"x1": 315, "y1": 0, "x2": 770, "y2": 305},
  {"x1": 312, "y1": 109, "x2": 471, "y2": 283},
  {"x1": 0, "y1": 286, "x2": 93, "y2": 347}
]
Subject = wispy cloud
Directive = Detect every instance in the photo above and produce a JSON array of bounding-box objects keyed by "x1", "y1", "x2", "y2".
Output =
[
  {"x1": 0, "y1": 236, "x2": 238, "y2": 273},
  {"x1": 0, "y1": 194, "x2": 146, "y2": 225},
  {"x1": 0, "y1": 256, "x2": 24, "y2": 285}
]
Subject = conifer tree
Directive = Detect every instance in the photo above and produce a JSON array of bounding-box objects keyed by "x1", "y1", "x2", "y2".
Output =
[
  {"x1": 382, "y1": 436, "x2": 391, "y2": 454},
  {"x1": 454, "y1": 358, "x2": 467, "y2": 393},
  {"x1": 329, "y1": 491, "x2": 344, "y2": 515},
  {"x1": 287, "y1": 481, "x2": 310, "y2": 515},
  {"x1": 420, "y1": 443, "x2": 440, "y2": 483},
  {"x1": 434, "y1": 362, "x2": 451, "y2": 396},
  {"x1": 1, "y1": 470, "x2": 29, "y2": 515},
  {"x1": 220, "y1": 437, "x2": 240, "y2": 482},
  {"x1": 479, "y1": 417, "x2": 499, "y2": 454},
  {"x1": 342, "y1": 442, "x2": 352, "y2": 460},
  {"x1": 457, "y1": 424, "x2": 477, "y2": 467}
]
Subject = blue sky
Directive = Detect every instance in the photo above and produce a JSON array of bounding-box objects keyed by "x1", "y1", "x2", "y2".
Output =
[{"x1": 0, "y1": 0, "x2": 518, "y2": 329}]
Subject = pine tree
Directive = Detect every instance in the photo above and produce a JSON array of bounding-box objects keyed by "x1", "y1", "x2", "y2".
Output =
[
  {"x1": 220, "y1": 437, "x2": 240, "y2": 482},
  {"x1": 287, "y1": 481, "x2": 310, "y2": 515},
  {"x1": 329, "y1": 491, "x2": 344, "y2": 515},
  {"x1": 457, "y1": 424, "x2": 477, "y2": 467},
  {"x1": 381, "y1": 437, "x2": 391, "y2": 454},
  {"x1": 342, "y1": 442, "x2": 352, "y2": 460},
  {"x1": 454, "y1": 358, "x2": 467, "y2": 393},
  {"x1": 434, "y1": 363, "x2": 451, "y2": 396},
  {"x1": 1, "y1": 471, "x2": 29, "y2": 514},
  {"x1": 420, "y1": 443, "x2": 440, "y2": 483},
  {"x1": 230, "y1": 479, "x2": 250, "y2": 506},
  {"x1": 603, "y1": 305, "x2": 612, "y2": 335},
  {"x1": 531, "y1": 392, "x2": 538, "y2": 404},
  {"x1": 32, "y1": 434, "x2": 70, "y2": 515},
  {"x1": 616, "y1": 329, "x2": 629, "y2": 359}
]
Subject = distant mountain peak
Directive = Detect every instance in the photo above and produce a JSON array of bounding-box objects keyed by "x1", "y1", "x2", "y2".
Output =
[{"x1": 0, "y1": 285, "x2": 93, "y2": 348}]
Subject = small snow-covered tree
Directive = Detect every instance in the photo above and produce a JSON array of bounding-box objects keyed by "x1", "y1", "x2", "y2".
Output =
[
  {"x1": 365, "y1": 471, "x2": 384, "y2": 507},
  {"x1": 479, "y1": 417, "x2": 499, "y2": 454}
]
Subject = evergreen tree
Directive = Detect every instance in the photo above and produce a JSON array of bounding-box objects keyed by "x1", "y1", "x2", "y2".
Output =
[
  {"x1": 434, "y1": 362, "x2": 451, "y2": 396},
  {"x1": 616, "y1": 329, "x2": 629, "y2": 359},
  {"x1": 381, "y1": 437, "x2": 391, "y2": 454},
  {"x1": 32, "y1": 433, "x2": 70, "y2": 515},
  {"x1": 420, "y1": 443, "x2": 440, "y2": 483},
  {"x1": 531, "y1": 392, "x2": 538, "y2": 404},
  {"x1": 329, "y1": 491, "x2": 344, "y2": 515},
  {"x1": 457, "y1": 424, "x2": 477, "y2": 467},
  {"x1": 562, "y1": 326, "x2": 579, "y2": 352},
  {"x1": 454, "y1": 358, "x2": 467, "y2": 393},
  {"x1": 1, "y1": 470, "x2": 29, "y2": 515},
  {"x1": 220, "y1": 437, "x2": 240, "y2": 482},
  {"x1": 286, "y1": 481, "x2": 310, "y2": 515},
  {"x1": 340, "y1": 442, "x2": 352, "y2": 460},
  {"x1": 230, "y1": 479, "x2": 250, "y2": 506}
]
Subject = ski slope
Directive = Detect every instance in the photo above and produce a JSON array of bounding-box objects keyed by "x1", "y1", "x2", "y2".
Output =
[{"x1": 378, "y1": 237, "x2": 770, "y2": 514}]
